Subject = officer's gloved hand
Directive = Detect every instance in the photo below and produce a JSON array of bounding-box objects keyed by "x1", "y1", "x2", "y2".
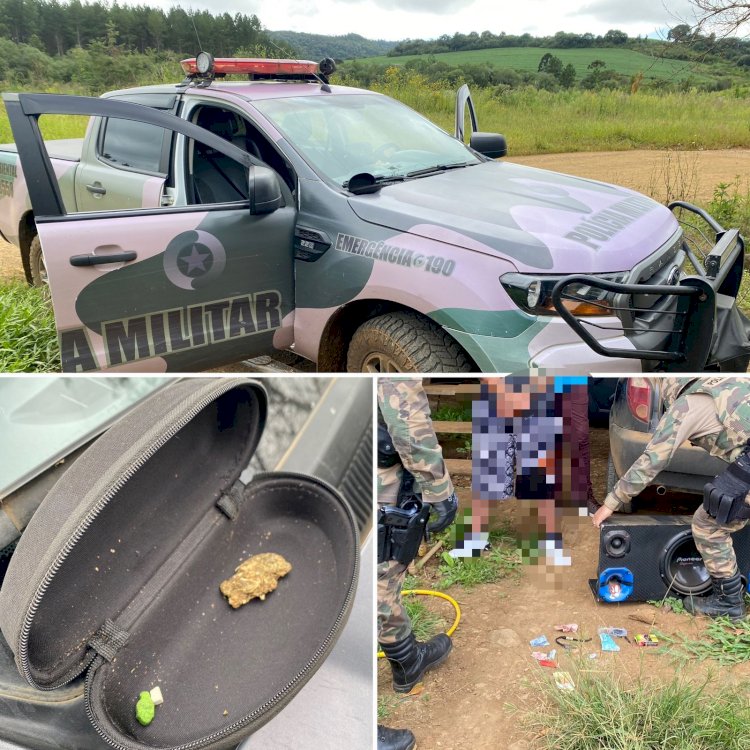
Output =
[{"x1": 427, "y1": 492, "x2": 458, "y2": 533}]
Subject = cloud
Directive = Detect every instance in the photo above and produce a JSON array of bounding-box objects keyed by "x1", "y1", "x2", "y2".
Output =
[
  {"x1": 286, "y1": 0, "x2": 319, "y2": 17},
  {"x1": 333, "y1": 0, "x2": 476, "y2": 14},
  {"x1": 576, "y1": 0, "x2": 695, "y2": 25}
]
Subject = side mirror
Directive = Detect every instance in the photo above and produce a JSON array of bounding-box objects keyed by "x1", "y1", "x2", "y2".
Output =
[
  {"x1": 249, "y1": 166, "x2": 283, "y2": 214},
  {"x1": 470, "y1": 132, "x2": 507, "y2": 159}
]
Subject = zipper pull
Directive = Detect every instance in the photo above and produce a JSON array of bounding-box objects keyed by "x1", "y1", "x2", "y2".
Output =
[
  {"x1": 88, "y1": 619, "x2": 129, "y2": 662},
  {"x1": 216, "y1": 479, "x2": 246, "y2": 520}
]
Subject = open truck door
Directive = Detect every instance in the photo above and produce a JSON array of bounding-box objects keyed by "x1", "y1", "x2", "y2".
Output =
[
  {"x1": 454, "y1": 84, "x2": 507, "y2": 159},
  {"x1": 4, "y1": 93, "x2": 296, "y2": 373}
]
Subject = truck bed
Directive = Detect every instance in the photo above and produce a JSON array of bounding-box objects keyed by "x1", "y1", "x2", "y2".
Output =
[{"x1": 0, "y1": 138, "x2": 83, "y2": 162}]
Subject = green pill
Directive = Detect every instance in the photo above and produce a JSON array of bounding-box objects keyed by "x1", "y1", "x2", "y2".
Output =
[{"x1": 136, "y1": 691, "x2": 155, "y2": 726}]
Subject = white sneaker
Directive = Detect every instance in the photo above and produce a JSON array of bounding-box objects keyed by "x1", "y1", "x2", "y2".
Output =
[
  {"x1": 448, "y1": 533, "x2": 490, "y2": 558},
  {"x1": 542, "y1": 539, "x2": 572, "y2": 566}
]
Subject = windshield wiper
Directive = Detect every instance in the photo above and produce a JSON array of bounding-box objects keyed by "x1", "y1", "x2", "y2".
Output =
[
  {"x1": 344, "y1": 172, "x2": 405, "y2": 195},
  {"x1": 405, "y1": 162, "x2": 475, "y2": 179}
]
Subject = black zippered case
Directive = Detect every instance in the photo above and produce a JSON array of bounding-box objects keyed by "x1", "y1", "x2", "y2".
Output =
[{"x1": 0, "y1": 378, "x2": 360, "y2": 750}]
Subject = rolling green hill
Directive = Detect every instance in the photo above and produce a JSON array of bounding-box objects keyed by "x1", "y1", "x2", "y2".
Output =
[
  {"x1": 269, "y1": 30, "x2": 395, "y2": 60},
  {"x1": 362, "y1": 47, "x2": 736, "y2": 83}
]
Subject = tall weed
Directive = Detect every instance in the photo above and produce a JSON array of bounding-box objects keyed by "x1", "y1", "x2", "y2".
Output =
[{"x1": 0, "y1": 282, "x2": 59, "y2": 371}]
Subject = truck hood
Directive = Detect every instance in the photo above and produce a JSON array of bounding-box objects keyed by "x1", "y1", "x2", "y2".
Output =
[{"x1": 347, "y1": 161, "x2": 679, "y2": 274}]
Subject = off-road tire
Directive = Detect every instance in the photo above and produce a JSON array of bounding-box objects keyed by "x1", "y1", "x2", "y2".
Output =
[
  {"x1": 346, "y1": 311, "x2": 474, "y2": 373},
  {"x1": 29, "y1": 234, "x2": 47, "y2": 289}
]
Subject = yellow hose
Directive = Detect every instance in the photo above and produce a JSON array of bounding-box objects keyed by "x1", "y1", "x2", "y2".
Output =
[{"x1": 377, "y1": 589, "x2": 462, "y2": 658}]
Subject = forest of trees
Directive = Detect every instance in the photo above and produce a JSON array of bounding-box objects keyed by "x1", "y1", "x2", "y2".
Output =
[
  {"x1": 389, "y1": 29, "x2": 630, "y2": 56},
  {"x1": 269, "y1": 30, "x2": 395, "y2": 61},
  {"x1": 0, "y1": 0, "x2": 288, "y2": 57},
  {"x1": 0, "y1": 0, "x2": 747, "y2": 96},
  {"x1": 387, "y1": 27, "x2": 750, "y2": 64}
]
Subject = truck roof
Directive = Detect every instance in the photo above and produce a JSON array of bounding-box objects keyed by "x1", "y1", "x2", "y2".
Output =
[{"x1": 103, "y1": 81, "x2": 374, "y2": 102}]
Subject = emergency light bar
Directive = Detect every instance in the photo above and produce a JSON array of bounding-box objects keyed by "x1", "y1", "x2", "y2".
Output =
[{"x1": 180, "y1": 56, "x2": 320, "y2": 77}]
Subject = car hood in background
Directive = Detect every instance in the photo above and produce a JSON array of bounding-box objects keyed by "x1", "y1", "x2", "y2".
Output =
[
  {"x1": 347, "y1": 160, "x2": 679, "y2": 275},
  {"x1": 0, "y1": 378, "x2": 165, "y2": 499}
]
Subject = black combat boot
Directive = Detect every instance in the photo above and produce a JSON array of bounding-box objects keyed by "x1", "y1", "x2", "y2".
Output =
[
  {"x1": 380, "y1": 632, "x2": 452, "y2": 693},
  {"x1": 377, "y1": 725, "x2": 416, "y2": 750},
  {"x1": 683, "y1": 571, "x2": 746, "y2": 621}
]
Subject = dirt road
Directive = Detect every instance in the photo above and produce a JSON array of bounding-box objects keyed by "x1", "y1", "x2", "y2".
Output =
[
  {"x1": 508, "y1": 148, "x2": 750, "y2": 205},
  {"x1": 378, "y1": 428, "x2": 750, "y2": 749}
]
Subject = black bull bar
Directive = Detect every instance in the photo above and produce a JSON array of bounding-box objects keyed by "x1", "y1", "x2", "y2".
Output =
[{"x1": 551, "y1": 202, "x2": 750, "y2": 371}]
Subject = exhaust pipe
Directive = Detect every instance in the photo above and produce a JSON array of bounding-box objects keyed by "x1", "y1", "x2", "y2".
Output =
[{"x1": 656, "y1": 485, "x2": 667, "y2": 495}]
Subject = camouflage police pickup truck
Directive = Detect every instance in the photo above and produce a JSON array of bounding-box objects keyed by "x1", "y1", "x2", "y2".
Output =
[{"x1": 1, "y1": 55, "x2": 748, "y2": 373}]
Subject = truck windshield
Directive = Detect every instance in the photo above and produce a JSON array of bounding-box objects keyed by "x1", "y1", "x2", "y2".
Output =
[{"x1": 254, "y1": 93, "x2": 480, "y2": 186}]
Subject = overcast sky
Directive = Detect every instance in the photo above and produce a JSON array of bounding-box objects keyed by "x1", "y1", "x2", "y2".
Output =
[{"x1": 143, "y1": 0, "x2": 698, "y2": 41}]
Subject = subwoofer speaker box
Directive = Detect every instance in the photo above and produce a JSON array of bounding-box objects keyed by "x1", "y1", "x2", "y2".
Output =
[{"x1": 591, "y1": 515, "x2": 750, "y2": 603}]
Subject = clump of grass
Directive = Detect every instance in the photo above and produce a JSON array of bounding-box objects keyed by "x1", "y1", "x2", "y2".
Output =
[
  {"x1": 648, "y1": 596, "x2": 687, "y2": 615},
  {"x1": 455, "y1": 438, "x2": 472, "y2": 455},
  {"x1": 708, "y1": 178, "x2": 750, "y2": 238},
  {"x1": 656, "y1": 617, "x2": 750, "y2": 665},
  {"x1": 403, "y1": 596, "x2": 447, "y2": 642},
  {"x1": 377, "y1": 695, "x2": 400, "y2": 721},
  {"x1": 529, "y1": 670, "x2": 750, "y2": 750},
  {"x1": 0, "y1": 282, "x2": 59, "y2": 372},
  {"x1": 437, "y1": 528, "x2": 521, "y2": 588},
  {"x1": 431, "y1": 404, "x2": 472, "y2": 422},
  {"x1": 403, "y1": 574, "x2": 423, "y2": 590}
]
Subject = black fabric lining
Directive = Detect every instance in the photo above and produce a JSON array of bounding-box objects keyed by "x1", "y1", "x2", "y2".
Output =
[
  {"x1": 88, "y1": 620, "x2": 130, "y2": 663},
  {"x1": 26, "y1": 387, "x2": 262, "y2": 688},
  {"x1": 87, "y1": 476, "x2": 357, "y2": 749}
]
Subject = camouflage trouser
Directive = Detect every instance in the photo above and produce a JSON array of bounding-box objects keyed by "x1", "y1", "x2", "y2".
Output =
[
  {"x1": 692, "y1": 503, "x2": 750, "y2": 578},
  {"x1": 377, "y1": 559, "x2": 411, "y2": 644},
  {"x1": 377, "y1": 378, "x2": 453, "y2": 504},
  {"x1": 378, "y1": 464, "x2": 408, "y2": 506}
]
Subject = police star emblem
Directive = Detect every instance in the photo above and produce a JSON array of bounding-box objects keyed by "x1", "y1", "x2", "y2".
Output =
[
  {"x1": 163, "y1": 230, "x2": 227, "y2": 290},
  {"x1": 179, "y1": 243, "x2": 211, "y2": 275}
]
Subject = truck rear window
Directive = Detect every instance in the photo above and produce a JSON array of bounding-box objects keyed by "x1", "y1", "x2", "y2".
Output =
[{"x1": 100, "y1": 118, "x2": 166, "y2": 173}]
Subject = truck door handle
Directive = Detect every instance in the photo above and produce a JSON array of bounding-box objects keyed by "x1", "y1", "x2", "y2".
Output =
[
  {"x1": 70, "y1": 251, "x2": 137, "y2": 266},
  {"x1": 85, "y1": 183, "x2": 107, "y2": 196}
]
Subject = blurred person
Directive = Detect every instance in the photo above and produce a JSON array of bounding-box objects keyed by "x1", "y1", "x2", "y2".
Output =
[{"x1": 452, "y1": 376, "x2": 588, "y2": 565}]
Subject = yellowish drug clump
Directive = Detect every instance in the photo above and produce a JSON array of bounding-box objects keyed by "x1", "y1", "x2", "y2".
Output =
[{"x1": 220, "y1": 552, "x2": 292, "y2": 608}]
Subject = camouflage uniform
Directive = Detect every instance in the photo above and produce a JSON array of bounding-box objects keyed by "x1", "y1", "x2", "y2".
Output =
[
  {"x1": 604, "y1": 377, "x2": 750, "y2": 577},
  {"x1": 377, "y1": 377, "x2": 453, "y2": 644}
]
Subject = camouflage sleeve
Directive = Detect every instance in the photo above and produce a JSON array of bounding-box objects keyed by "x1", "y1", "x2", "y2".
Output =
[
  {"x1": 377, "y1": 378, "x2": 454, "y2": 503},
  {"x1": 604, "y1": 395, "x2": 694, "y2": 511}
]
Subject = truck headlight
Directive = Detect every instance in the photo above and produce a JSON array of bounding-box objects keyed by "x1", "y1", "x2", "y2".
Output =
[{"x1": 500, "y1": 271, "x2": 629, "y2": 316}]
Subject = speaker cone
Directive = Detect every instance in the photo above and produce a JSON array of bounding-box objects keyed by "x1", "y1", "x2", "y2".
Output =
[
  {"x1": 603, "y1": 529, "x2": 630, "y2": 558},
  {"x1": 659, "y1": 530, "x2": 711, "y2": 596}
]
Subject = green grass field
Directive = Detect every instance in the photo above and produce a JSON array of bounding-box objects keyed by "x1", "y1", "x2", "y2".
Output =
[
  {"x1": 3, "y1": 65, "x2": 750, "y2": 159},
  {"x1": 362, "y1": 47, "x2": 737, "y2": 84},
  {"x1": 346, "y1": 75, "x2": 750, "y2": 154}
]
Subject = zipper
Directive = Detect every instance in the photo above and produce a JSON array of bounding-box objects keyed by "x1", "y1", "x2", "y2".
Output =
[
  {"x1": 84, "y1": 472, "x2": 360, "y2": 750},
  {"x1": 17, "y1": 378, "x2": 249, "y2": 692}
]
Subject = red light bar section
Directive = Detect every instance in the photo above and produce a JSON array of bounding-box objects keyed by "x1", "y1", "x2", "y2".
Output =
[{"x1": 180, "y1": 58, "x2": 319, "y2": 76}]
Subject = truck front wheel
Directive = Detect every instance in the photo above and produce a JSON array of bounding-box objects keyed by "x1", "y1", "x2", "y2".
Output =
[
  {"x1": 346, "y1": 311, "x2": 474, "y2": 373},
  {"x1": 29, "y1": 235, "x2": 48, "y2": 289}
]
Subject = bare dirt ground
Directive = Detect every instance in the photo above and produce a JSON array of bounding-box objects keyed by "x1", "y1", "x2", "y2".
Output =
[
  {"x1": 508, "y1": 148, "x2": 750, "y2": 205},
  {"x1": 0, "y1": 239, "x2": 25, "y2": 283},
  {"x1": 2, "y1": 148, "x2": 749, "y2": 286},
  {"x1": 378, "y1": 428, "x2": 750, "y2": 749}
]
